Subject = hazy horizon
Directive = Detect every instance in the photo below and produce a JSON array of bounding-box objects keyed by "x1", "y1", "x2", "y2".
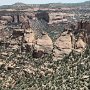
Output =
[{"x1": 0, "y1": 0, "x2": 89, "y2": 6}]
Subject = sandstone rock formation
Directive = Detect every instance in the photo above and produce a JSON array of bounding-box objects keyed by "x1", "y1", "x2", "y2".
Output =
[
  {"x1": 0, "y1": 16, "x2": 13, "y2": 23},
  {"x1": 53, "y1": 31, "x2": 73, "y2": 60},
  {"x1": 74, "y1": 30, "x2": 87, "y2": 53},
  {"x1": 24, "y1": 29, "x2": 53, "y2": 58},
  {"x1": 75, "y1": 37, "x2": 86, "y2": 53},
  {"x1": 19, "y1": 15, "x2": 29, "y2": 23},
  {"x1": 0, "y1": 28, "x2": 10, "y2": 41},
  {"x1": 24, "y1": 28, "x2": 36, "y2": 46},
  {"x1": 0, "y1": 20, "x2": 7, "y2": 25},
  {"x1": 74, "y1": 28, "x2": 87, "y2": 53},
  {"x1": 34, "y1": 32, "x2": 53, "y2": 54}
]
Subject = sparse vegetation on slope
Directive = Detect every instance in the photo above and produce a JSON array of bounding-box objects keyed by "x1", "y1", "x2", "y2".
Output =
[{"x1": 0, "y1": 44, "x2": 90, "y2": 90}]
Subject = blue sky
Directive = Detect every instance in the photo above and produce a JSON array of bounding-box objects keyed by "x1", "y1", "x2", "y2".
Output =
[{"x1": 0, "y1": 0, "x2": 89, "y2": 5}]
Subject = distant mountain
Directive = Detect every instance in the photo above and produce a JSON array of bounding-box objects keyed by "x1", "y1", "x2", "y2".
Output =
[
  {"x1": 12, "y1": 2, "x2": 27, "y2": 6},
  {"x1": 0, "y1": 1, "x2": 90, "y2": 9},
  {"x1": 0, "y1": 2, "x2": 32, "y2": 10},
  {"x1": 48, "y1": 1, "x2": 90, "y2": 8}
]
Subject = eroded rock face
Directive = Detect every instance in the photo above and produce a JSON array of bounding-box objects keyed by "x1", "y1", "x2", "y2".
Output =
[
  {"x1": 53, "y1": 29, "x2": 87, "y2": 60},
  {"x1": 24, "y1": 30, "x2": 53, "y2": 58},
  {"x1": 24, "y1": 29, "x2": 36, "y2": 46},
  {"x1": 0, "y1": 20, "x2": 7, "y2": 25},
  {"x1": 73, "y1": 29, "x2": 87, "y2": 53},
  {"x1": 34, "y1": 33, "x2": 53, "y2": 54},
  {"x1": 87, "y1": 35, "x2": 90, "y2": 45},
  {"x1": 75, "y1": 37, "x2": 86, "y2": 53},
  {"x1": 0, "y1": 16, "x2": 13, "y2": 23},
  {"x1": 0, "y1": 28, "x2": 10, "y2": 41},
  {"x1": 19, "y1": 15, "x2": 29, "y2": 23},
  {"x1": 53, "y1": 31, "x2": 73, "y2": 60}
]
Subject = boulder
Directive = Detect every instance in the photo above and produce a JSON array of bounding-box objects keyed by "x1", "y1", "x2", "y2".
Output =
[
  {"x1": 12, "y1": 29, "x2": 24, "y2": 38},
  {"x1": 32, "y1": 50, "x2": 44, "y2": 58}
]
